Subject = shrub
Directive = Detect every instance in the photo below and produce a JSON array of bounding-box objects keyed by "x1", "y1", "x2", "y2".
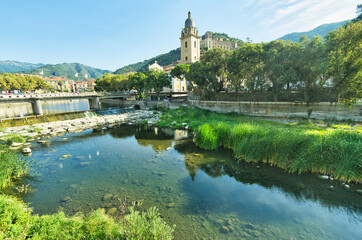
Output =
[{"x1": 0, "y1": 195, "x2": 174, "y2": 239}]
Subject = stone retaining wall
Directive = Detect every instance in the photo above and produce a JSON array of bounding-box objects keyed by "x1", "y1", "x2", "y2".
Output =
[{"x1": 188, "y1": 100, "x2": 362, "y2": 122}]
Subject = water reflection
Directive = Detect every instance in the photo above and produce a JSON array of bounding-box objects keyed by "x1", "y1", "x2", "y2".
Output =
[{"x1": 174, "y1": 140, "x2": 362, "y2": 217}]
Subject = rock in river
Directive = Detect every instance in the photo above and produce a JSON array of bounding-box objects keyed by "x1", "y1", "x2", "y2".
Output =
[
  {"x1": 60, "y1": 196, "x2": 72, "y2": 203},
  {"x1": 107, "y1": 207, "x2": 117, "y2": 215},
  {"x1": 102, "y1": 193, "x2": 113, "y2": 201},
  {"x1": 22, "y1": 147, "x2": 32, "y2": 154}
]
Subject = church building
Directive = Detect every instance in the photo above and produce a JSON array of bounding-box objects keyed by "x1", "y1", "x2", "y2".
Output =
[{"x1": 180, "y1": 11, "x2": 201, "y2": 64}]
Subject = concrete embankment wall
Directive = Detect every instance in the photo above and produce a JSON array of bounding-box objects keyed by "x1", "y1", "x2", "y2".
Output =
[
  {"x1": 0, "y1": 102, "x2": 33, "y2": 119},
  {"x1": 188, "y1": 100, "x2": 362, "y2": 122},
  {"x1": 0, "y1": 99, "x2": 89, "y2": 119}
]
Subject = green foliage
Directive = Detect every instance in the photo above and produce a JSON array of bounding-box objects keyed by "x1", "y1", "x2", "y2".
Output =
[
  {"x1": 228, "y1": 42, "x2": 266, "y2": 94},
  {"x1": 0, "y1": 73, "x2": 49, "y2": 91},
  {"x1": 129, "y1": 72, "x2": 148, "y2": 100},
  {"x1": 0, "y1": 145, "x2": 30, "y2": 189},
  {"x1": 3, "y1": 133, "x2": 26, "y2": 145},
  {"x1": 23, "y1": 63, "x2": 110, "y2": 80},
  {"x1": 95, "y1": 73, "x2": 133, "y2": 92},
  {"x1": 195, "y1": 124, "x2": 218, "y2": 150},
  {"x1": 325, "y1": 20, "x2": 362, "y2": 104},
  {"x1": 186, "y1": 48, "x2": 231, "y2": 99},
  {"x1": 159, "y1": 107, "x2": 362, "y2": 183},
  {"x1": 122, "y1": 203, "x2": 174, "y2": 239},
  {"x1": 146, "y1": 69, "x2": 170, "y2": 99},
  {"x1": 170, "y1": 64, "x2": 190, "y2": 79},
  {"x1": 203, "y1": 32, "x2": 244, "y2": 44},
  {"x1": 0, "y1": 195, "x2": 174, "y2": 239}
]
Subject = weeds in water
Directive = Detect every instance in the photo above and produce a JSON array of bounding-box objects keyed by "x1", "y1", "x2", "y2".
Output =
[
  {"x1": 2, "y1": 133, "x2": 26, "y2": 145},
  {"x1": 158, "y1": 107, "x2": 362, "y2": 183},
  {"x1": 0, "y1": 145, "x2": 31, "y2": 189}
]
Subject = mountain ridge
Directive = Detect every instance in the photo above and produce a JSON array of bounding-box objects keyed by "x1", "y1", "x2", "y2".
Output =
[
  {"x1": 277, "y1": 20, "x2": 349, "y2": 42},
  {"x1": 22, "y1": 62, "x2": 111, "y2": 80},
  {"x1": 0, "y1": 60, "x2": 45, "y2": 73}
]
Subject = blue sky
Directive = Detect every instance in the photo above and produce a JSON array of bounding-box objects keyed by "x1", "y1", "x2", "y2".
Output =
[{"x1": 0, "y1": 0, "x2": 360, "y2": 71}]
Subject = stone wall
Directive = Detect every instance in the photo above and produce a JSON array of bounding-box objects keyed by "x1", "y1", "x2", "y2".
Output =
[{"x1": 188, "y1": 100, "x2": 362, "y2": 122}]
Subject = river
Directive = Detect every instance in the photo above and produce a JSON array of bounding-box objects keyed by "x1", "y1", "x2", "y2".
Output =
[{"x1": 21, "y1": 126, "x2": 362, "y2": 239}]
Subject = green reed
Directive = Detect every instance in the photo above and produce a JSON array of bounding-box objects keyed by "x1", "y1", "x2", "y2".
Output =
[{"x1": 158, "y1": 107, "x2": 361, "y2": 183}]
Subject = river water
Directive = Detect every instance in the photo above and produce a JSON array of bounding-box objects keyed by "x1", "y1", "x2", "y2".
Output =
[{"x1": 22, "y1": 126, "x2": 362, "y2": 239}]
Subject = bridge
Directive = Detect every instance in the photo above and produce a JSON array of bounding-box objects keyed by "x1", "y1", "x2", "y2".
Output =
[
  {"x1": 0, "y1": 91, "x2": 188, "y2": 117},
  {"x1": 0, "y1": 93, "x2": 128, "y2": 116}
]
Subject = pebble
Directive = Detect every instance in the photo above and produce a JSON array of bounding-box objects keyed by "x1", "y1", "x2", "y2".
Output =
[
  {"x1": 319, "y1": 175, "x2": 329, "y2": 180},
  {"x1": 60, "y1": 196, "x2": 72, "y2": 203},
  {"x1": 79, "y1": 162, "x2": 91, "y2": 167},
  {"x1": 102, "y1": 193, "x2": 113, "y2": 201},
  {"x1": 220, "y1": 226, "x2": 229, "y2": 234}
]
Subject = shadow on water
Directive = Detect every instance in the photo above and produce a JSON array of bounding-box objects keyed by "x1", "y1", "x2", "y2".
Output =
[{"x1": 174, "y1": 140, "x2": 362, "y2": 218}]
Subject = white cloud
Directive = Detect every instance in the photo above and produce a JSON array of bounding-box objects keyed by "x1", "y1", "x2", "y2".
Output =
[{"x1": 248, "y1": 0, "x2": 360, "y2": 41}]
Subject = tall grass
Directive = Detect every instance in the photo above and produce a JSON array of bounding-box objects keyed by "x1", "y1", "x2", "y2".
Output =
[
  {"x1": 0, "y1": 145, "x2": 30, "y2": 189},
  {"x1": 0, "y1": 195, "x2": 174, "y2": 239},
  {"x1": 159, "y1": 107, "x2": 362, "y2": 183}
]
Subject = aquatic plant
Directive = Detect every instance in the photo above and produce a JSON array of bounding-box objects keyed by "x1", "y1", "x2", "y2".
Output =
[
  {"x1": 158, "y1": 107, "x2": 362, "y2": 183},
  {"x1": 2, "y1": 133, "x2": 26, "y2": 145},
  {"x1": 0, "y1": 195, "x2": 174, "y2": 239},
  {"x1": 0, "y1": 145, "x2": 30, "y2": 189}
]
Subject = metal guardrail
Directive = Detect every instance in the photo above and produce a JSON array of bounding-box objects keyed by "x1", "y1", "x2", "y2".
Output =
[{"x1": 0, "y1": 92, "x2": 98, "y2": 99}]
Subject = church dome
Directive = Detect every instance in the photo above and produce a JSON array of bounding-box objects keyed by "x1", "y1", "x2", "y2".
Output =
[{"x1": 185, "y1": 11, "x2": 195, "y2": 28}]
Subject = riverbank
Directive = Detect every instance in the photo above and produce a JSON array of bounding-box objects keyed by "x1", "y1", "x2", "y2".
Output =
[
  {"x1": 0, "y1": 110, "x2": 161, "y2": 152},
  {"x1": 157, "y1": 107, "x2": 362, "y2": 183}
]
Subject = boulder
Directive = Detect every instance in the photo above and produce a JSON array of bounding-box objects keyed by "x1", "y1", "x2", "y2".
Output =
[{"x1": 22, "y1": 147, "x2": 32, "y2": 154}]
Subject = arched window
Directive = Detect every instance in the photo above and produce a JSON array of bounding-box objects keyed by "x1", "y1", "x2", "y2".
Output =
[
  {"x1": 194, "y1": 41, "x2": 196, "y2": 48},
  {"x1": 185, "y1": 41, "x2": 187, "y2": 48},
  {"x1": 185, "y1": 56, "x2": 188, "y2": 61}
]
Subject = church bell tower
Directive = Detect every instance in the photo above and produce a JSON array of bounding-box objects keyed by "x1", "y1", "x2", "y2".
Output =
[{"x1": 180, "y1": 11, "x2": 200, "y2": 64}]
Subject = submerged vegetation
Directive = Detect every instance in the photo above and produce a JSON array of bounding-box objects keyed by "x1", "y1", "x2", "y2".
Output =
[
  {"x1": 0, "y1": 144, "x2": 174, "y2": 239},
  {"x1": 158, "y1": 107, "x2": 362, "y2": 183}
]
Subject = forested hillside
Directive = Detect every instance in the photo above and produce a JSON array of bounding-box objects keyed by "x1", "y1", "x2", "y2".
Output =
[
  {"x1": 23, "y1": 63, "x2": 111, "y2": 80},
  {"x1": 0, "y1": 60, "x2": 44, "y2": 73},
  {"x1": 278, "y1": 20, "x2": 349, "y2": 42},
  {"x1": 114, "y1": 48, "x2": 181, "y2": 74}
]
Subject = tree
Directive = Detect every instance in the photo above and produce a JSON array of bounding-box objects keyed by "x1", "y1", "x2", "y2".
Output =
[
  {"x1": 263, "y1": 40, "x2": 291, "y2": 101},
  {"x1": 146, "y1": 69, "x2": 170, "y2": 100},
  {"x1": 186, "y1": 48, "x2": 231, "y2": 99},
  {"x1": 325, "y1": 20, "x2": 362, "y2": 104},
  {"x1": 170, "y1": 64, "x2": 190, "y2": 79},
  {"x1": 57, "y1": 80, "x2": 64, "y2": 92},
  {"x1": 129, "y1": 72, "x2": 148, "y2": 100},
  {"x1": 228, "y1": 42, "x2": 266, "y2": 95},
  {"x1": 286, "y1": 36, "x2": 328, "y2": 104}
]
